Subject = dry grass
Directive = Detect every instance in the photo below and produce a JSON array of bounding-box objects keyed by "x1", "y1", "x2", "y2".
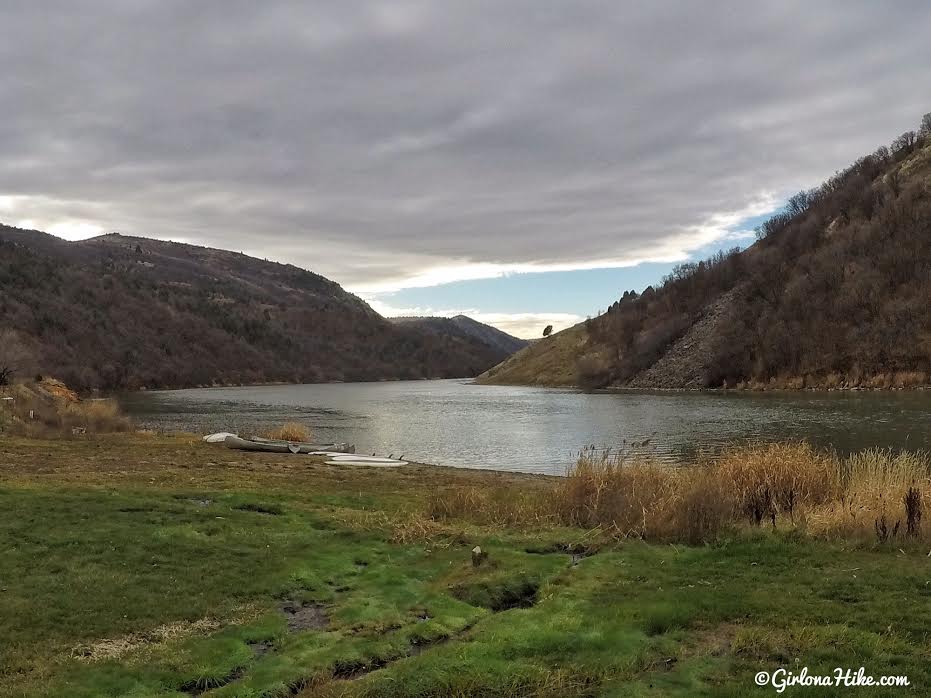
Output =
[
  {"x1": 62, "y1": 399, "x2": 133, "y2": 433},
  {"x1": 713, "y1": 442, "x2": 840, "y2": 524},
  {"x1": 428, "y1": 485, "x2": 554, "y2": 528},
  {"x1": 476, "y1": 322, "x2": 589, "y2": 386},
  {"x1": 71, "y1": 618, "x2": 223, "y2": 661},
  {"x1": 554, "y1": 449, "x2": 678, "y2": 537},
  {"x1": 1, "y1": 381, "x2": 133, "y2": 436},
  {"x1": 813, "y1": 448, "x2": 931, "y2": 539},
  {"x1": 69, "y1": 605, "x2": 261, "y2": 662},
  {"x1": 892, "y1": 370, "x2": 929, "y2": 388},
  {"x1": 261, "y1": 421, "x2": 311, "y2": 441},
  {"x1": 426, "y1": 443, "x2": 931, "y2": 545},
  {"x1": 732, "y1": 371, "x2": 930, "y2": 390}
]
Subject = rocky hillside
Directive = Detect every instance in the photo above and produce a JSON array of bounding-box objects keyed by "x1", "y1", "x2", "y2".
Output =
[
  {"x1": 480, "y1": 115, "x2": 931, "y2": 390},
  {"x1": 391, "y1": 315, "x2": 528, "y2": 355},
  {"x1": 0, "y1": 228, "x2": 510, "y2": 390}
]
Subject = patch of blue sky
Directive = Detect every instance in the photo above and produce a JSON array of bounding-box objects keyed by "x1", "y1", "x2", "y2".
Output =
[{"x1": 376, "y1": 205, "x2": 780, "y2": 318}]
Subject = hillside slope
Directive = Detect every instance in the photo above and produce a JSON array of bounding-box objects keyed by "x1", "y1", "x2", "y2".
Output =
[
  {"x1": 481, "y1": 116, "x2": 931, "y2": 390},
  {"x1": 391, "y1": 315, "x2": 528, "y2": 355},
  {"x1": 475, "y1": 323, "x2": 587, "y2": 386},
  {"x1": 0, "y1": 228, "x2": 508, "y2": 390}
]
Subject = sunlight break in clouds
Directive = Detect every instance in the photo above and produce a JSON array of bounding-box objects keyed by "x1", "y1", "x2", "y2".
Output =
[{"x1": 347, "y1": 194, "x2": 780, "y2": 295}]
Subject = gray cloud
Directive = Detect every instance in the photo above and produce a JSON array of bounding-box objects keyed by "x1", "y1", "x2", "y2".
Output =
[{"x1": 1, "y1": 1, "x2": 930, "y2": 289}]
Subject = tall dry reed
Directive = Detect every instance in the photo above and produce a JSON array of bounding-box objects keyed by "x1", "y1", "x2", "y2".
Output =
[{"x1": 425, "y1": 442, "x2": 931, "y2": 544}]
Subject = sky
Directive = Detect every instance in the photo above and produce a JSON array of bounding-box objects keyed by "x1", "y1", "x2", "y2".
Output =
[{"x1": 1, "y1": 2, "x2": 930, "y2": 338}]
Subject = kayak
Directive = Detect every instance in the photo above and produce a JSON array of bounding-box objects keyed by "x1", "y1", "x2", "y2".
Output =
[
  {"x1": 327, "y1": 454, "x2": 407, "y2": 466},
  {"x1": 223, "y1": 435, "x2": 356, "y2": 454},
  {"x1": 326, "y1": 458, "x2": 407, "y2": 468},
  {"x1": 328, "y1": 454, "x2": 405, "y2": 463},
  {"x1": 203, "y1": 432, "x2": 237, "y2": 443}
]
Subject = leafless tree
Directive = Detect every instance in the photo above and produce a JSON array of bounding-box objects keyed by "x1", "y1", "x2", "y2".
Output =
[
  {"x1": 891, "y1": 131, "x2": 917, "y2": 154},
  {"x1": 920, "y1": 112, "x2": 931, "y2": 137},
  {"x1": 0, "y1": 330, "x2": 33, "y2": 385}
]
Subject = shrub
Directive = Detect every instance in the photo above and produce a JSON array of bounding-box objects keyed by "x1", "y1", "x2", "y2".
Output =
[
  {"x1": 575, "y1": 354, "x2": 611, "y2": 391},
  {"x1": 261, "y1": 422, "x2": 311, "y2": 441}
]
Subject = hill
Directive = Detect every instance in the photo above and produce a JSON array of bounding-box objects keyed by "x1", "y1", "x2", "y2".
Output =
[
  {"x1": 480, "y1": 114, "x2": 931, "y2": 390},
  {"x1": 0, "y1": 228, "x2": 515, "y2": 390},
  {"x1": 474, "y1": 322, "x2": 587, "y2": 386},
  {"x1": 390, "y1": 315, "x2": 529, "y2": 355}
]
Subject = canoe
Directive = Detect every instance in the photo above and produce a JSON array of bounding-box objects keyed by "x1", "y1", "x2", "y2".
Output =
[{"x1": 223, "y1": 435, "x2": 355, "y2": 454}]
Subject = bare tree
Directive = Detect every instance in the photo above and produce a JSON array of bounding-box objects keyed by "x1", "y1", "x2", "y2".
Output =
[
  {"x1": 920, "y1": 112, "x2": 931, "y2": 138},
  {"x1": 0, "y1": 330, "x2": 33, "y2": 386},
  {"x1": 892, "y1": 131, "x2": 917, "y2": 154}
]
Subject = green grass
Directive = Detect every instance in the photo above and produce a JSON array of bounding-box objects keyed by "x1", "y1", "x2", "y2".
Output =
[{"x1": 2, "y1": 435, "x2": 930, "y2": 696}]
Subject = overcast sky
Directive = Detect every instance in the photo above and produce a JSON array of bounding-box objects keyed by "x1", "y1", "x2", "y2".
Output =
[{"x1": 2, "y1": 1, "x2": 930, "y2": 336}]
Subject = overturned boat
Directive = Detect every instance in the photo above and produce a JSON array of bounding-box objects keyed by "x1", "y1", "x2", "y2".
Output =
[{"x1": 223, "y1": 435, "x2": 356, "y2": 454}]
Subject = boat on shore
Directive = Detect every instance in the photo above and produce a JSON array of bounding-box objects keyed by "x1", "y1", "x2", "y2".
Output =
[{"x1": 223, "y1": 435, "x2": 356, "y2": 454}]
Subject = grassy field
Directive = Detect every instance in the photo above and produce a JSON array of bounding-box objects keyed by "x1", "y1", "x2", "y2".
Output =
[{"x1": 2, "y1": 434, "x2": 930, "y2": 696}]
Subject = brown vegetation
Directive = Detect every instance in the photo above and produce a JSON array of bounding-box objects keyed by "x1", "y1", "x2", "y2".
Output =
[
  {"x1": 428, "y1": 443, "x2": 931, "y2": 545},
  {"x1": 483, "y1": 113, "x2": 931, "y2": 390},
  {"x1": 0, "y1": 230, "x2": 514, "y2": 391},
  {"x1": 476, "y1": 323, "x2": 588, "y2": 386},
  {"x1": 0, "y1": 379, "x2": 133, "y2": 436},
  {"x1": 260, "y1": 422, "x2": 311, "y2": 442},
  {"x1": 589, "y1": 115, "x2": 931, "y2": 389},
  {"x1": 0, "y1": 329, "x2": 35, "y2": 386}
]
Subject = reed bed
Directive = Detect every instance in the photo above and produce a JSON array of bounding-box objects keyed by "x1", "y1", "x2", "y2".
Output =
[{"x1": 427, "y1": 442, "x2": 931, "y2": 545}]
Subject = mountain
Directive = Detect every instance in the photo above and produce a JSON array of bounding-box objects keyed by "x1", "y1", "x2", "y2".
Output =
[
  {"x1": 0, "y1": 228, "x2": 510, "y2": 390},
  {"x1": 390, "y1": 315, "x2": 529, "y2": 355},
  {"x1": 480, "y1": 116, "x2": 931, "y2": 390}
]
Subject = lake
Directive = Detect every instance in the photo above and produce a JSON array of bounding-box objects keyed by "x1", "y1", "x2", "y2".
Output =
[{"x1": 119, "y1": 380, "x2": 931, "y2": 475}]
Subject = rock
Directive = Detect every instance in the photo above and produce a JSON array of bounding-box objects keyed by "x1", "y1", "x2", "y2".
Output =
[{"x1": 626, "y1": 288, "x2": 740, "y2": 389}]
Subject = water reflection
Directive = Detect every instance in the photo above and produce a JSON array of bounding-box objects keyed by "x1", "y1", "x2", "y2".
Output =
[{"x1": 120, "y1": 380, "x2": 931, "y2": 475}]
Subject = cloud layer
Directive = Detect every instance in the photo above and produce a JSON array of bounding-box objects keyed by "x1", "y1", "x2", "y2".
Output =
[{"x1": 1, "y1": 1, "x2": 929, "y2": 293}]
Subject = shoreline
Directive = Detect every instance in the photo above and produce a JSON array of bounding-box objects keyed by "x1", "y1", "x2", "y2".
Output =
[{"x1": 120, "y1": 376, "x2": 931, "y2": 395}]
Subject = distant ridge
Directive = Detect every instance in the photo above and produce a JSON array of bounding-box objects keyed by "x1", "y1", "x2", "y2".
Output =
[
  {"x1": 0, "y1": 227, "x2": 512, "y2": 390},
  {"x1": 390, "y1": 315, "x2": 529, "y2": 355}
]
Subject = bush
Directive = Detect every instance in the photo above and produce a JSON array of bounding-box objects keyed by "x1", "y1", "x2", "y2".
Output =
[
  {"x1": 261, "y1": 422, "x2": 311, "y2": 441},
  {"x1": 575, "y1": 354, "x2": 611, "y2": 391}
]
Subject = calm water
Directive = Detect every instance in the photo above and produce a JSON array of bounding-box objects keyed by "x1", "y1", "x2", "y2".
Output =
[{"x1": 120, "y1": 380, "x2": 931, "y2": 475}]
